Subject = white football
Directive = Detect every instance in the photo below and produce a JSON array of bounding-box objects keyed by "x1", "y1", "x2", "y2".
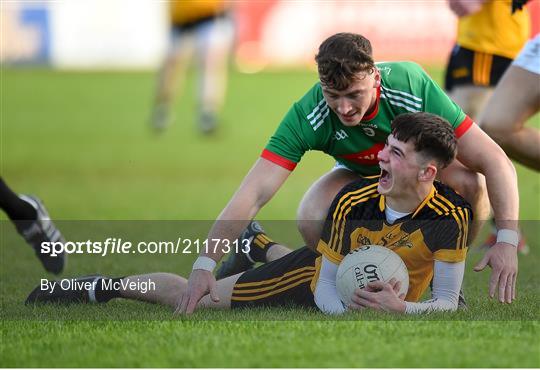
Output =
[{"x1": 336, "y1": 245, "x2": 409, "y2": 306}]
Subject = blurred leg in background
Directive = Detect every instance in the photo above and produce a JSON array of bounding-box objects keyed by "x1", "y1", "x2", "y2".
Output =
[{"x1": 151, "y1": 0, "x2": 234, "y2": 134}]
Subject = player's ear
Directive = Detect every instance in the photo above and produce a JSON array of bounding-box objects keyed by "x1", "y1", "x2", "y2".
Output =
[
  {"x1": 374, "y1": 71, "x2": 381, "y2": 88},
  {"x1": 418, "y1": 164, "x2": 437, "y2": 182}
]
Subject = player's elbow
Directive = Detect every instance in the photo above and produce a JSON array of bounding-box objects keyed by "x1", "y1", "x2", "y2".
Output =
[{"x1": 490, "y1": 145, "x2": 516, "y2": 177}]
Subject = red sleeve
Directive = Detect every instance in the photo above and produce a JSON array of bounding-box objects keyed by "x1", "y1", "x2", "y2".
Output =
[
  {"x1": 454, "y1": 115, "x2": 474, "y2": 138},
  {"x1": 260, "y1": 149, "x2": 297, "y2": 171}
]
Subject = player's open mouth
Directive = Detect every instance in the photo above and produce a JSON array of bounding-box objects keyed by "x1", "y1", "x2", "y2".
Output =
[{"x1": 380, "y1": 168, "x2": 392, "y2": 187}]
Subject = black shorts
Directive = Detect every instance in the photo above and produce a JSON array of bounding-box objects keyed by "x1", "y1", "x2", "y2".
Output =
[
  {"x1": 445, "y1": 45, "x2": 513, "y2": 91},
  {"x1": 231, "y1": 247, "x2": 319, "y2": 310}
]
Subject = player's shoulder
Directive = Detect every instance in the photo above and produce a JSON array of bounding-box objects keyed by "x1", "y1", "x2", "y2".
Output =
[
  {"x1": 291, "y1": 82, "x2": 334, "y2": 132},
  {"x1": 295, "y1": 82, "x2": 325, "y2": 114},
  {"x1": 377, "y1": 61, "x2": 428, "y2": 79},
  {"x1": 428, "y1": 181, "x2": 473, "y2": 219},
  {"x1": 330, "y1": 176, "x2": 381, "y2": 211},
  {"x1": 377, "y1": 61, "x2": 430, "y2": 102}
]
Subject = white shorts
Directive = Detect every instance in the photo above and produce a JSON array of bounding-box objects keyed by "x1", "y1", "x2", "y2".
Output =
[
  {"x1": 512, "y1": 34, "x2": 540, "y2": 75},
  {"x1": 332, "y1": 161, "x2": 354, "y2": 172}
]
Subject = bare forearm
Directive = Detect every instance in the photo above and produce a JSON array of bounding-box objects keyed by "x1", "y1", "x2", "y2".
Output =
[
  {"x1": 199, "y1": 158, "x2": 291, "y2": 262},
  {"x1": 202, "y1": 192, "x2": 264, "y2": 262},
  {"x1": 483, "y1": 155, "x2": 519, "y2": 230}
]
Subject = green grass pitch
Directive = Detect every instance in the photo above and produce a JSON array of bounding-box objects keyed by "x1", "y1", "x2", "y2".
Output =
[{"x1": 1, "y1": 67, "x2": 539, "y2": 367}]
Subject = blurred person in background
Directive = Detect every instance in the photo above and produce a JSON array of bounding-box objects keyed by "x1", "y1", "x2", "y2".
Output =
[
  {"x1": 445, "y1": 0, "x2": 532, "y2": 253},
  {"x1": 150, "y1": 0, "x2": 234, "y2": 134},
  {"x1": 0, "y1": 177, "x2": 66, "y2": 274},
  {"x1": 479, "y1": 34, "x2": 539, "y2": 171},
  {"x1": 478, "y1": 34, "x2": 540, "y2": 253},
  {"x1": 445, "y1": 0, "x2": 530, "y2": 120}
]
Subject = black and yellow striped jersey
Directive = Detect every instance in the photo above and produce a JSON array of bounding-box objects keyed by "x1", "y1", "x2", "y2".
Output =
[{"x1": 316, "y1": 176, "x2": 473, "y2": 302}]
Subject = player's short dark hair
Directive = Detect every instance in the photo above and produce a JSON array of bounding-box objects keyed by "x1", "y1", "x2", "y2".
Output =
[
  {"x1": 391, "y1": 112, "x2": 457, "y2": 169},
  {"x1": 315, "y1": 33, "x2": 375, "y2": 91}
]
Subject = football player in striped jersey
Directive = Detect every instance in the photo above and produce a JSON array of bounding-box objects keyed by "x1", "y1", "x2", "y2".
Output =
[
  {"x1": 180, "y1": 33, "x2": 519, "y2": 314},
  {"x1": 26, "y1": 113, "x2": 473, "y2": 315}
]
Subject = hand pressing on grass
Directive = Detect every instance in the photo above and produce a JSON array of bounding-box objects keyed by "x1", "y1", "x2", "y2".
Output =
[{"x1": 175, "y1": 269, "x2": 219, "y2": 315}]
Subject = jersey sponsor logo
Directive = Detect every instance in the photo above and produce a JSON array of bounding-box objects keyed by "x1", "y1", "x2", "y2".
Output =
[
  {"x1": 338, "y1": 143, "x2": 385, "y2": 165},
  {"x1": 362, "y1": 127, "x2": 375, "y2": 137},
  {"x1": 334, "y1": 129, "x2": 348, "y2": 140},
  {"x1": 377, "y1": 66, "x2": 392, "y2": 76},
  {"x1": 355, "y1": 226, "x2": 413, "y2": 251},
  {"x1": 307, "y1": 98, "x2": 330, "y2": 131},
  {"x1": 380, "y1": 86, "x2": 423, "y2": 113}
]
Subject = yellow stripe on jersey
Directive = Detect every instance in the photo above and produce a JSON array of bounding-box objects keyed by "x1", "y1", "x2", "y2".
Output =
[
  {"x1": 436, "y1": 193, "x2": 456, "y2": 210},
  {"x1": 411, "y1": 186, "x2": 437, "y2": 218},
  {"x1": 427, "y1": 202, "x2": 443, "y2": 215},
  {"x1": 332, "y1": 192, "x2": 379, "y2": 254},
  {"x1": 427, "y1": 196, "x2": 448, "y2": 216},
  {"x1": 310, "y1": 256, "x2": 323, "y2": 293},
  {"x1": 431, "y1": 197, "x2": 451, "y2": 214},
  {"x1": 329, "y1": 183, "x2": 379, "y2": 254},
  {"x1": 434, "y1": 194, "x2": 464, "y2": 249},
  {"x1": 316, "y1": 239, "x2": 344, "y2": 265}
]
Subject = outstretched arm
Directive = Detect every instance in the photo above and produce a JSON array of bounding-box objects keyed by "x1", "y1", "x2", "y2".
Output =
[
  {"x1": 456, "y1": 124, "x2": 519, "y2": 303},
  {"x1": 177, "y1": 158, "x2": 292, "y2": 314}
]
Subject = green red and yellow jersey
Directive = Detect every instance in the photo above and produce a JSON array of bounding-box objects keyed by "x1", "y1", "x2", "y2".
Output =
[
  {"x1": 262, "y1": 61, "x2": 473, "y2": 176},
  {"x1": 316, "y1": 177, "x2": 473, "y2": 302}
]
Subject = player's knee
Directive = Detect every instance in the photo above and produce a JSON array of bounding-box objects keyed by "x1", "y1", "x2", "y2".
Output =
[
  {"x1": 297, "y1": 199, "x2": 327, "y2": 250},
  {"x1": 297, "y1": 219, "x2": 324, "y2": 251}
]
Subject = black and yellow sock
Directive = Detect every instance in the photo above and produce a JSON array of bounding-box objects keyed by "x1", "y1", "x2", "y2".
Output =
[{"x1": 247, "y1": 233, "x2": 276, "y2": 263}]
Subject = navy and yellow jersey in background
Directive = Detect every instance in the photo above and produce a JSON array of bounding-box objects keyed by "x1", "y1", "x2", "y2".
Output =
[
  {"x1": 457, "y1": 0, "x2": 530, "y2": 59},
  {"x1": 317, "y1": 176, "x2": 473, "y2": 302},
  {"x1": 169, "y1": 0, "x2": 228, "y2": 26}
]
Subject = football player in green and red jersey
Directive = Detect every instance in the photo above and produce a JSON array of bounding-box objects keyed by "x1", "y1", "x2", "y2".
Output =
[{"x1": 179, "y1": 33, "x2": 519, "y2": 314}]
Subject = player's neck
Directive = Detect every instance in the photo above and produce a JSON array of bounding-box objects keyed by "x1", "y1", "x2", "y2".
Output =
[{"x1": 385, "y1": 183, "x2": 433, "y2": 213}]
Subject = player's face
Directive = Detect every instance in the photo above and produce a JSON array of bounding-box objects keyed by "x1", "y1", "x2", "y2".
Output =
[
  {"x1": 321, "y1": 70, "x2": 380, "y2": 127},
  {"x1": 376, "y1": 135, "x2": 422, "y2": 196}
]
